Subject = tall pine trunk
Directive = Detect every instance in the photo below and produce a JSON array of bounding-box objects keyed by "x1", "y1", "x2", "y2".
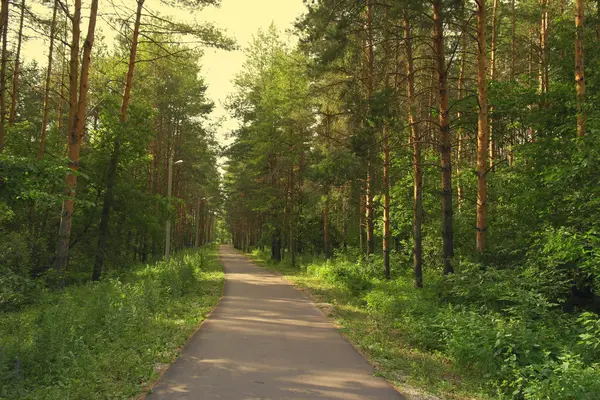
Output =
[
  {"x1": 0, "y1": 0, "x2": 8, "y2": 153},
  {"x1": 381, "y1": 6, "x2": 391, "y2": 280},
  {"x1": 433, "y1": 0, "x2": 454, "y2": 274},
  {"x1": 363, "y1": 0, "x2": 375, "y2": 256},
  {"x1": 55, "y1": 0, "x2": 99, "y2": 283},
  {"x1": 476, "y1": 0, "x2": 489, "y2": 252},
  {"x1": 539, "y1": 0, "x2": 549, "y2": 97},
  {"x1": 457, "y1": 32, "x2": 466, "y2": 211},
  {"x1": 38, "y1": 0, "x2": 59, "y2": 160},
  {"x1": 404, "y1": 15, "x2": 422, "y2": 287},
  {"x1": 489, "y1": 0, "x2": 498, "y2": 169},
  {"x1": 9, "y1": 0, "x2": 25, "y2": 126},
  {"x1": 575, "y1": 0, "x2": 586, "y2": 137},
  {"x1": 92, "y1": 0, "x2": 144, "y2": 281},
  {"x1": 289, "y1": 161, "x2": 296, "y2": 267},
  {"x1": 382, "y1": 122, "x2": 390, "y2": 279},
  {"x1": 324, "y1": 193, "x2": 330, "y2": 258}
]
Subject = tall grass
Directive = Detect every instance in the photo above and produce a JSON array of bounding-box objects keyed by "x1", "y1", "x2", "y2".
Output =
[
  {"x1": 251, "y1": 248, "x2": 600, "y2": 399},
  {"x1": 0, "y1": 246, "x2": 223, "y2": 400}
]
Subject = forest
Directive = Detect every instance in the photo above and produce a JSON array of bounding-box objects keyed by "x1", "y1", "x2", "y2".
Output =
[
  {"x1": 0, "y1": 0, "x2": 229, "y2": 398},
  {"x1": 1, "y1": 0, "x2": 599, "y2": 399},
  {"x1": 223, "y1": 0, "x2": 600, "y2": 398}
]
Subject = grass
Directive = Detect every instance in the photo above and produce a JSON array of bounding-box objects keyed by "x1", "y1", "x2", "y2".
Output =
[
  {"x1": 247, "y1": 248, "x2": 600, "y2": 400},
  {"x1": 0, "y1": 245, "x2": 224, "y2": 400},
  {"x1": 247, "y1": 249, "x2": 477, "y2": 400}
]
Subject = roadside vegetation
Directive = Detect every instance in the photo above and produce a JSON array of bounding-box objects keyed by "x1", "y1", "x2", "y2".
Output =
[
  {"x1": 0, "y1": 246, "x2": 223, "y2": 400},
  {"x1": 251, "y1": 249, "x2": 600, "y2": 400},
  {"x1": 224, "y1": 2, "x2": 600, "y2": 398}
]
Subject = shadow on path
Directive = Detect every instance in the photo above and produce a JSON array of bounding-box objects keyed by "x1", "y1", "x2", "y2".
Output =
[{"x1": 147, "y1": 245, "x2": 404, "y2": 400}]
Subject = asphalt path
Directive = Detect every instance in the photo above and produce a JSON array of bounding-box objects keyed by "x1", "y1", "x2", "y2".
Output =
[{"x1": 148, "y1": 245, "x2": 404, "y2": 400}]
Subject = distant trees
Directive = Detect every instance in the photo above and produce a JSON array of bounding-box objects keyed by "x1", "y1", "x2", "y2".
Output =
[
  {"x1": 224, "y1": 26, "x2": 313, "y2": 264},
  {"x1": 224, "y1": 0, "x2": 599, "y2": 291}
]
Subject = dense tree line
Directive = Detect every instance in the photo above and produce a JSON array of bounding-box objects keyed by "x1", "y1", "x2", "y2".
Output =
[
  {"x1": 223, "y1": 1, "x2": 600, "y2": 395},
  {"x1": 225, "y1": 1, "x2": 600, "y2": 304},
  {"x1": 0, "y1": 0, "x2": 231, "y2": 300}
]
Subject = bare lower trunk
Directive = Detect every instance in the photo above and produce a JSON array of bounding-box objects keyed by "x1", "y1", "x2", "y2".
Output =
[
  {"x1": 539, "y1": 0, "x2": 549, "y2": 97},
  {"x1": 489, "y1": 0, "x2": 498, "y2": 170},
  {"x1": 93, "y1": 0, "x2": 144, "y2": 280},
  {"x1": 289, "y1": 162, "x2": 296, "y2": 267},
  {"x1": 575, "y1": 0, "x2": 586, "y2": 137},
  {"x1": 366, "y1": 158, "x2": 374, "y2": 255},
  {"x1": 405, "y1": 15, "x2": 423, "y2": 287},
  {"x1": 0, "y1": 0, "x2": 8, "y2": 152},
  {"x1": 476, "y1": 0, "x2": 489, "y2": 252},
  {"x1": 511, "y1": 0, "x2": 516, "y2": 80},
  {"x1": 433, "y1": 0, "x2": 454, "y2": 274},
  {"x1": 359, "y1": 191, "x2": 365, "y2": 253},
  {"x1": 55, "y1": 0, "x2": 99, "y2": 282},
  {"x1": 457, "y1": 31, "x2": 466, "y2": 211},
  {"x1": 508, "y1": 0, "x2": 516, "y2": 163},
  {"x1": 382, "y1": 123, "x2": 390, "y2": 279},
  {"x1": 324, "y1": 194, "x2": 330, "y2": 259},
  {"x1": 365, "y1": 0, "x2": 375, "y2": 256}
]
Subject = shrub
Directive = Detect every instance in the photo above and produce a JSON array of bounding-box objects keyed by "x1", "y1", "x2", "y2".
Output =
[{"x1": 0, "y1": 247, "x2": 223, "y2": 399}]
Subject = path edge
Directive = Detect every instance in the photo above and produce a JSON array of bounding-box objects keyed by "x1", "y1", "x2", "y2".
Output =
[
  {"x1": 136, "y1": 246, "x2": 228, "y2": 400},
  {"x1": 235, "y1": 248, "x2": 416, "y2": 399}
]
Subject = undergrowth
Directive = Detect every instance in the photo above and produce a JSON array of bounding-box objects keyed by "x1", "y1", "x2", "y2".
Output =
[
  {"x1": 250, "y1": 249, "x2": 600, "y2": 400},
  {"x1": 0, "y1": 245, "x2": 223, "y2": 400}
]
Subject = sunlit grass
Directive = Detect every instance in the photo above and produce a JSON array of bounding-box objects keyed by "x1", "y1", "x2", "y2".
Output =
[
  {"x1": 248, "y1": 249, "x2": 489, "y2": 400},
  {"x1": 0, "y1": 246, "x2": 224, "y2": 400}
]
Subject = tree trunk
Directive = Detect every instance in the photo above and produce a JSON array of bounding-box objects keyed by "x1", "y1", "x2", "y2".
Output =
[
  {"x1": 489, "y1": 0, "x2": 498, "y2": 169},
  {"x1": 55, "y1": 0, "x2": 99, "y2": 283},
  {"x1": 366, "y1": 159, "x2": 374, "y2": 255},
  {"x1": 0, "y1": 0, "x2": 8, "y2": 153},
  {"x1": 382, "y1": 123, "x2": 390, "y2": 279},
  {"x1": 289, "y1": 162, "x2": 296, "y2": 267},
  {"x1": 324, "y1": 193, "x2": 330, "y2": 259},
  {"x1": 575, "y1": 0, "x2": 586, "y2": 137},
  {"x1": 539, "y1": 0, "x2": 549, "y2": 97},
  {"x1": 38, "y1": 0, "x2": 58, "y2": 160},
  {"x1": 476, "y1": 0, "x2": 489, "y2": 252},
  {"x1": 364, "y1": 0, "x2": 375, "y2": 256},
  {"x1": 457, "y1": 31, "x2": 466, "y2": 211},
  {"x1": 508, "y1": 0, "x2": 516, "y2": 164},
  {"x1": 511, "y1": 0, "x2": 516, "y2": 80},
  {"x1": 9, "y1": 0, "x2": 25, "y2": 126},
  {"x1": 405, "y1": 16, "x2": 422, "y2": 287},
  {"x1": 92, "y1": 0, "x2": 144, "y2": 281},
  {"x1": 58, "y1": 13, "x2": 68, "y2": 134},
  {"x1": 433, "y1": 0, "x2": 454, "y2": 274},
  {"x1": 359, "y1": 191, "x2": 365, "y2": 253},
  {"x1": 596, "y1": 0, "x2": 600, "y2": 41},
  {"x1": 271, "y1": 229, "x2": 281, "y2": 261}
]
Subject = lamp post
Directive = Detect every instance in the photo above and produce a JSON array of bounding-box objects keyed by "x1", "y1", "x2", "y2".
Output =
[{"x1": 165, "y1": 155, "x2": 183, "y2": 260}]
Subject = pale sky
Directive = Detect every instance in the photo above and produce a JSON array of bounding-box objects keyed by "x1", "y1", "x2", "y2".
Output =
[
  {"x1": 197, "y1": 0, "x2": 306, "y2": 145},
  {"x1": 23, "y1": 0, "x2": 307, "y2": 146}
]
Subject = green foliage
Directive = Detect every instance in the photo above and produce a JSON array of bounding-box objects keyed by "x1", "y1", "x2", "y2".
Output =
[
  {"x1": 259, "y1": 249, "x2": 600, "y2": 399},
  {"x1": 0, "y1": 247, "x2": 223, "y2": 399}
]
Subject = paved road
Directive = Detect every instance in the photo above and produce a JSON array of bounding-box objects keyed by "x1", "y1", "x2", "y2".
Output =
[{"x1": 148, "y1": 245, "x2": 404, "y2": 400}]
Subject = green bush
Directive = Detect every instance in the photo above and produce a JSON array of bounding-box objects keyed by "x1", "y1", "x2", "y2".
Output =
[
  {"x1": 0, "y1": 247, "x2": 223, "y2": 400},
  {"x1": 290, "y1": 250, "x2": 600, "y2": 399}
]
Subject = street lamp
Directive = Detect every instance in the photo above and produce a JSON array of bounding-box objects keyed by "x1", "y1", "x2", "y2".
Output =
[{"x1": 165, "y1": 155, "x2": 183, "y2": 260}]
